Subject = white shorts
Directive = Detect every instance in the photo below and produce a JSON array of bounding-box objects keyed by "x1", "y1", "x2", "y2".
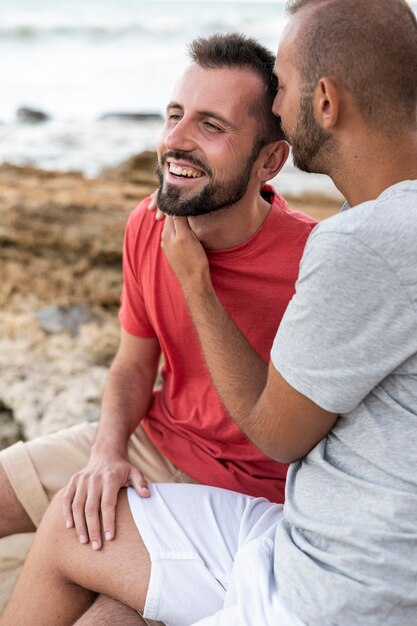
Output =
[{"x1": 127, "y1": 484, "x2": 305, "y2": 626}]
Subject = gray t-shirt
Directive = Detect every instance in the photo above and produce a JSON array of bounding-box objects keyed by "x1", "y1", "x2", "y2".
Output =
[{"x1": 271, "y1": 181, "x2": 417, "y2": 626}]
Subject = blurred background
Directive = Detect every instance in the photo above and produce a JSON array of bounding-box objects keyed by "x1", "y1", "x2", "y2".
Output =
[{"x1": 0, "y1": 0, "x2": 346, "y2": 195}]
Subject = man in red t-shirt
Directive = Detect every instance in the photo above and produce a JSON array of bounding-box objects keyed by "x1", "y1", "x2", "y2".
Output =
[{"x1": 0, "y1": 34, "x2": 315, "y2": 621}]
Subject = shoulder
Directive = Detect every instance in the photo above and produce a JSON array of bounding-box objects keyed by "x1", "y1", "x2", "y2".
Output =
[
  {"x1": 264, "y1": 184, "x2": 318, "y2": 234},
  {"x1": 308, "y1": 181, "x2": 417, "y2": 268}
]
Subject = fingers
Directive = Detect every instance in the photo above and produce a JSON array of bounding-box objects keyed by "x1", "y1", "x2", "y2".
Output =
[
  {"x1": 161, "y1": 215, "x2": 190, "y2": 246},
  {"x1": 62, "y1": 472, "x2": 116, "y2": 550},
  {"x1": 147, "y1": 190, "x2": 158, "y2": 211},
  {"x1": 161, "y1": 214, "x2": 176, "y2": 246},
  {"x1": 63, "y1": 474, "x2": 91, "y2": 546},
  {"x1": 171, "y1": 216, "x2": 191, "y2": 233},
  {"x1": 62, "y1": 475, "x2": 77, "y2": 530},
  {"x1": 147, "y1": 190, "x2": 165, "y2": 220},
  {"x1": 100, "y1": 481, "x2": 119, "y2": 543},
  {"x1": 83, "y1": 483, "x2": 103, "y2": 550},
  {"x1": 130, "y1": 468, "x2": 151, "y2": 498},
  {"x1": 62, "y1": 465, "x2": 150, "y2": 551}
]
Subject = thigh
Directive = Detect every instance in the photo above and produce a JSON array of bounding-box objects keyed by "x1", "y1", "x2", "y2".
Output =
[
  {"x1": 2, "y1": 488, "x2": 152, "y2": 625},
  {"x1": 127, "y1": 483, "x2": 281, "y2": 626}
]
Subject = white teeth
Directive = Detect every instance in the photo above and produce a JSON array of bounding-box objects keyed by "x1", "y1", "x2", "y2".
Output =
[{"x1": 169, "y1": 163, "x2": 202, "y2": 178}]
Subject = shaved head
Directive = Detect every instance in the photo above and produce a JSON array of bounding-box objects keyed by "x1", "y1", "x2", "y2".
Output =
[{"x1": 285, "y1": 0, "x2": 417, "y2": 131}]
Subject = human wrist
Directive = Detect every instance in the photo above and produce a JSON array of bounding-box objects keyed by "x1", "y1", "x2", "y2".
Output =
[{"x1": 91, "y1": 433, "x2": 129, "y2": 459}]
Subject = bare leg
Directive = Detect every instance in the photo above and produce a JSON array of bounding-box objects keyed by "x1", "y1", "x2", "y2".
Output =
[
  {"x1": 74, "y1": 595, "x2": 147, "y2": 626},
  {"x1": 0, "y1": 463, "x2": 35, "y2": 537},
  {"x1": 0, "y1": 489, "x2": 151, "y2": 625}
]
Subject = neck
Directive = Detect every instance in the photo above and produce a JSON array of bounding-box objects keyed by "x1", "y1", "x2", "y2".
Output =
[
  {"x1": 330, "y1": 128, "x2": 417, "y2": 207},
  {"x1": 187, "y1": 189, "x2": 272, "y2": 250}
]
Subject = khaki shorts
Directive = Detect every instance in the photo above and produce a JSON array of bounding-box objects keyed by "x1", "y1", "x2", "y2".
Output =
[{"x1": 0, "y1": 421, "x2": 195, "y2": 528}]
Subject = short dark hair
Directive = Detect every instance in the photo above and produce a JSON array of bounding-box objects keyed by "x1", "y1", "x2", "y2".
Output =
[
  {"x1": 188, "y1": 33, "x2": 285, "y2": 146},
  {"x1": 286, "y1": 0, "x2": 417, "y2": 130}
]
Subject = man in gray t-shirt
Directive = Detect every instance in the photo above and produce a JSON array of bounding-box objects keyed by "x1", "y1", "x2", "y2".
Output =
[{"x1": 272, "y1": 180, "x2": 417, "y2": 624}]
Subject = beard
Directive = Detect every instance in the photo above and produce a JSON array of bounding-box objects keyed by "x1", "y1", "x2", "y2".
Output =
[
  {"x1": 156, "y1": 147, "x2": 260, "y2": 217},
  {"x1": 284, "y1": 93, "x2": 332, "y2": 174}
]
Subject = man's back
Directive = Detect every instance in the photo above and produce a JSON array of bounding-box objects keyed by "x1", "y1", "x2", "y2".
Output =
[{"x1": 272, "y1": 180, "x2": 417, "y2": 625}]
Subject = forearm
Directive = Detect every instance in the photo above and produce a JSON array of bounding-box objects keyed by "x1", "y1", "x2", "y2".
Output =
[
  {"x1": 93, "y1": 359, "x2": 155, "y2": 457},
  {"x1": 183, "y1": 277, "x2": 268, "y2": 439}
]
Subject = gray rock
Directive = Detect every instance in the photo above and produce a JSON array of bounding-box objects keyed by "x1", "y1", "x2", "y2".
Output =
[
  {"x1": 0, "y1": 403, "x2": 22, "y2": 450},
  {"x1": 35, "y1": 303, "x2": 99, "y2": 338},
  {"x1": 99, "y1": 112, "x2": 163, "y2": 122},
  {"x1": 17, "y1": 107, "x2": 50, "y2": 123}
]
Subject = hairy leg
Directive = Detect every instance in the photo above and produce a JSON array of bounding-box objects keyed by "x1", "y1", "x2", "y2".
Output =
[
  {"x1": 74, "y1": 595, "x2": 148, "y2": 626},
  {"x1": 0, "y1": 463, "x2": 35, "y2": 537},
  {"x1": 0, "y1": 489, "x2": 151, "y2": 626}
]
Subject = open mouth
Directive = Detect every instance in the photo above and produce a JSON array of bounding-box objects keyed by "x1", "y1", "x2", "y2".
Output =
[{"x1": 167, "y1": 161, "x2": 205, "y2": 179}]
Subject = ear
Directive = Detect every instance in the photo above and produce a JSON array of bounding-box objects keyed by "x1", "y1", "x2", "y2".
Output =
[
  {"x1": 314, "y1": 77, "x2": 341, "y2": 129},
  {"x1": 256, "y1": 140, "x2": 290, "y2": 183}
]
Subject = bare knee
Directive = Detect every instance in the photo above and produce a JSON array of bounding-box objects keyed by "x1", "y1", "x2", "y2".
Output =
[{"x1": 0, "y1": 461, "x2": 35, "y2": 537}]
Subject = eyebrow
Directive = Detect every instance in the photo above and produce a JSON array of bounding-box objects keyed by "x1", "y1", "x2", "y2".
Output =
[{"x1": 166, "y1": 101, "x2": 238, "y2": 131}]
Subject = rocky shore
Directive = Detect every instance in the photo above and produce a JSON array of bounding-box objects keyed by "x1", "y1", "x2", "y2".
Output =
[{"x1": 0, "y1": 153, "x2": 341, "y2": 612}]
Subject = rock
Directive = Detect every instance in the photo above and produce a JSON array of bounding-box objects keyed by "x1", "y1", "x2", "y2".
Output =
[
  {"x1": 0, "y1": 160, "x2": 157, "y2": 439},
  {"x1": 0, "y1": 310, "x2": 118, "y2": 440},
  {"x1": 99, "y1": 112, "x2": 163, "y2": 122},
  {"x1": 0, "y1": 163, "x2": 156, "y2": 311},
  {"x1": 16, "y1": 107, "x2": 50, "y2": 123},
  {"x1": 100, "y1": 150, "x2": 158, "y2": 186},
  {"x1": 0, "y1": 402, "x2": 22, "y2": 449},
  {"x1": 36, "y1": 303, "x2": 100, "y2": 337}
]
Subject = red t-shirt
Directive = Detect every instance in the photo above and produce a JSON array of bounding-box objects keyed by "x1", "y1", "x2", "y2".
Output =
[{"x1": 119, "y1": 185, "x2": 316, "y2": 503}]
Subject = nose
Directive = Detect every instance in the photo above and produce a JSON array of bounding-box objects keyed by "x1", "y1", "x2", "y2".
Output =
[
  {"x1": 272, "y1": 93, "x2": 281, "y2": 118},
  {"x1": 164, "y1": 117, "x2": 197, "y2": 153}
]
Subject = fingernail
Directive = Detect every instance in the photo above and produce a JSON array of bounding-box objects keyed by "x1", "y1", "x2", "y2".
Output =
[
  {"x1": 79, "y1": 534, "x2": 88, "y2": 544},
  {"x1": 105, "y1": 531, "x2": 112, "y2": 541},
  {"x1": 92, "y1": 541, "x2": 100, "y2": 551},
  {"x1": 65, "y1": 519, "x2": 72, "y2": 529}
]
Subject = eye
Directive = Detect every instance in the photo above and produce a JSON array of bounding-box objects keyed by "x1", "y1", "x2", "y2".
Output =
[
  {"x1": 167, "y1": 113, "x2": 182, "y2": 122},
  {"x1": 203, "y1": 121, "x2": 222, "y2": 133}
]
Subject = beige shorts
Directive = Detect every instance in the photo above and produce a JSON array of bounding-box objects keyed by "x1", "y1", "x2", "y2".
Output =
[{"x1": 0, "y1": 421, "x2": 195, "y2": 527}]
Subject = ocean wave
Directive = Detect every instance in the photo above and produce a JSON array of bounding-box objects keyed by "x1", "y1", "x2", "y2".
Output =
[{"x1": 0, "y1": 23, "x2": 188, "y2": 40}]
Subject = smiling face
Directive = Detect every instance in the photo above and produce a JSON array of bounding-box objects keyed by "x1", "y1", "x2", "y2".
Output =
[
  {"x1": 272, "y1": 23, "x2": 331, "y2": 174},
  {"x1": 156, "y1": 63, "x2": 266, "y2": 217}
]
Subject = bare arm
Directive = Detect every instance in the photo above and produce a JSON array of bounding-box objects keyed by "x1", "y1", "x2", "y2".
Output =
[
  {"x1": 162, "y1": 216, "x2": 337, "y2": 463},
  {"x1": 62, "y1": 328, "x2": 160, "y2": 549}
]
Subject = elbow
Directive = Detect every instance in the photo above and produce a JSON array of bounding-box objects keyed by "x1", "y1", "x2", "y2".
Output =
[
  {"x1": 246, "y1": 425, "x2": 308, "y2": 465},
  {"x1": 262, "y1": 444, "x2": 303, "y2": 465}
]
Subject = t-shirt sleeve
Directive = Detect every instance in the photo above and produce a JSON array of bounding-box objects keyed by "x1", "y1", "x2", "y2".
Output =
[
  {"x1": 118, "y1": 207, "x2": 157, "y2": 338},
  {"x1": 271, "y1": 230, "x2": 416, "y2": 414}
]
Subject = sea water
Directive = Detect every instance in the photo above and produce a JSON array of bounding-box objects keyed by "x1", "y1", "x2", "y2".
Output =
[{"x1": 2, "y1": 0, "x2": 413, "y2": 195}]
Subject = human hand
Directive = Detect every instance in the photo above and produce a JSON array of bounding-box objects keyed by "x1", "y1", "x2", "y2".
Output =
[
  {"x1": 161, "y1": 216, "x2": 211, "y2": 291},
  {"x1": 62, "y1": 452, "x2": 150, "y2": 550},
  {"x1": 147, "y1": 190, "x2": 165, "y2": 221}
]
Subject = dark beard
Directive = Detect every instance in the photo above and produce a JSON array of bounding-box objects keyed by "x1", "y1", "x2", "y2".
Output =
[
  {"x1": 285, "y1": 94, "x2": 331, "y2": 174},
  {"x1": 156, "y1": 148, "x2": 258, "y2": 217}
]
